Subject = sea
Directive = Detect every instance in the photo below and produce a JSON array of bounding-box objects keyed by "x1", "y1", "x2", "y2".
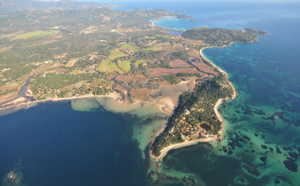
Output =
[{"x1": 1, "y1": 1, "x2": 300, "y2": 185}]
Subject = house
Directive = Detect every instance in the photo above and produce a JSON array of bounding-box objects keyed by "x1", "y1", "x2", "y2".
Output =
[
  {"x1": 185, "y1": 109, "x2": 190, "y2": 115},
  {"x1": 123, "y1": 48, "x2": 134, "y2": 55}
]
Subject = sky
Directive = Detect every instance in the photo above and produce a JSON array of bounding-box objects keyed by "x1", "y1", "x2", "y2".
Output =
[{"x1": 40, "y1": 0, "x2": 300, "y2": 2}]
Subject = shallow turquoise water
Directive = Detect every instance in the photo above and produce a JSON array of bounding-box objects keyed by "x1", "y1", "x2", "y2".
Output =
[{"x1": 154, "y1": 2, "x2": 300, "y2": 185}]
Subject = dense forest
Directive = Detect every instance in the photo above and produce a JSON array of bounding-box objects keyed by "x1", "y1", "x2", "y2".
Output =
[{"x1": 181, "y1": 28, "x2": 269, "y2": 46}]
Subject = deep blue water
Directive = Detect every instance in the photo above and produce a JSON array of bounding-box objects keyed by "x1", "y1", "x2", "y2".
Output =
[
  {"x1": 1, "y1": 1, "x2": 300, "y2": 185},
  {"x1": 0, "y1": 101, "x2": 148, "y2": 186}
]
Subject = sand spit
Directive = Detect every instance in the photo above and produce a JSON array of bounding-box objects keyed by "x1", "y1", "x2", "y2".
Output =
[{"x1": 150, "y1": 79, "x2": 196, "y2": 115}]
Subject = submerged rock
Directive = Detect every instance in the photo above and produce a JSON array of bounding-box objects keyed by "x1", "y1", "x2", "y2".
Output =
[
  {"x1": 149, "y1": 171, "x2": 203, "y2": 186},
  {"x1": 2, "y1": 159, "x2": 26, "y2": 186},
  {"x1": 242, "y1": 164, "x2": 260, "y2": 177},
  {"x1": 234, "y1": 175, "x2": 248, "y2": 185},
  {"x1": 283, "y1": 160, "x2": 298, "y2": 172},
  {"x1": 243, "y1": 135, "x2": 251, "y2": 141},
  {"x1": 274, "y1": 178, "x2": 280, "y2": 184},
  {"x1": 261, "y1": 145, "x2": 268, "y2": 149},
  {"x1": 276, "y1": 146, "x2": 282, "y2": 153},
  {"x1": 228, "y1": 149, "x2": 233, "y2": 155},
  {"x1": 288, "y1": 152, "x2": 299, "y2": 159},
  {"x1": 260, "y1": 156, "x2": 267, "y2": 163}
]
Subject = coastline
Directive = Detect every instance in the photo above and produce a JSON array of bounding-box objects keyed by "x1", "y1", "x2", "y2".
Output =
[
  {"x1": 0, "y1": 88, "x2": 175, "y2": 117},
  {"x1": 149, "y1": 46, "x2": 238, "y2": 161},
  {"x1": 150, "y1": 136, "x2": 217, "y2": 160},
  {"x1": 0, "y1": 45, "x2": 238, "y2": 162},
  {"x1": 200, "y1": 46, "x2": 237, "y2": 135},
  {"x1": 0, "y1": 92, "x2": 119, "y2": 115}
]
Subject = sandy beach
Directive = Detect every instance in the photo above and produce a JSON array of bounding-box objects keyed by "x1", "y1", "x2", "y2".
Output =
[
  {"x1": 150, "y1": 136, "x2": 217, "y2": 160},
  {"x1": 200, "y1": 46, "x2": 237, "y2": 136},
  {"x1": 0, "y1": 92, "x2": 120, "y2": 115}
]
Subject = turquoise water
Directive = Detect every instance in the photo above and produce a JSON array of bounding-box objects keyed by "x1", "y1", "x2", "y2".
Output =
[
  {"x1": 1, "y1": 1, "x2": 300, "y2": 185},
  {"x1": 154, "y1": 2, "x2": 300, "y2": 185}
]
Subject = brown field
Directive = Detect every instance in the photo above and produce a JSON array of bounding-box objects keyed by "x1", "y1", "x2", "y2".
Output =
[
  {"x1": 131, "y1": 88, "x2": 152, "y2": 101},
  {"x1": 54, "y1": 52, "x2": 67, "y2": 59},
  {"x1": 66, "y1": 58, "x2": 80, "y2": 67},
  {"x1": 169, "y1": 59, "x2": 192, "y2": 68},
  {"x1": 150, "y1": 68, "x2": 206, "y2": 77},
  {"x1": 192, "y1": 62, "x2": 219, "y2": 76},
  {"x1": 177, "y1": 35, "x2": 205, "y2": 46},
  {"x1": 116, "y1": 74, "x2": 147, "y2": 82},
  {"x1": 0, "y1": 92, "x2": 19, "y2": 103}
]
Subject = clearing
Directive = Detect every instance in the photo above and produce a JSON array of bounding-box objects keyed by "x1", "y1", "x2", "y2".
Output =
[
  {"x1": 98, "y1": 60, "x2": 123, "y2": 74},
  {"x1": 108, "y1": 50, "x2": 128, "y2": 60},
  {"x1": 118, "y1": 61, "x2": 131, "y2": 72},
  {"x1": 13, "y1": 30, "x2": 59, "y2": 40},
  {"x1": 150, "y1": 68, "x2": 205, "y2": 77},
  {"x1": 120, "y1": 43, "x2": 138, "y2": 52}
]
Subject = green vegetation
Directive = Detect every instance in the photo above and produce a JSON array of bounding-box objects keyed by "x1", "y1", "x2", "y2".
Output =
[
  {"x1": 135, "y1": 60, "x2": 145, "y2": 67},
  {"x1": 29, "y1": 73, "x2": 113, "y2": 100},
  {"x1": 161, "y1": 73, "x2": 202, "y2": 85},
  {"x1": 108, "y1": 50, "x2": 128, "y2": 60},
  {"x1": 98, "y1": 60, "x2": 123, "y2": 74},
  {"x1": 182, "y1": 28, "x2": 269, "y2": 46},
  {"x1": 134, "y1": 50, "x2": 164, "y2": 61},
  {"x1": 120, "y1": 43, "x2": 138, "y2": 52},
  {"x1": 118, "y1": 61, "x2": 131, "y2": 72},
  {"x1": 177, "y1": 73, "x2": 202, "y2": 78},
  {"x1": 170, "y1": 51, "x2": 189, "y2": 61},
  {"x1": 2, "y1": 65, "x2": 37, "y2": 82},
  {"x1": 13, "y1": 30, "x2": 59, "y2": 40},
  {"x1": 151, "y1": 76, "x2": 233, "y2": 156},
  {"x1": 163, "y1": 74, "x2": 179, "y2": 84}
]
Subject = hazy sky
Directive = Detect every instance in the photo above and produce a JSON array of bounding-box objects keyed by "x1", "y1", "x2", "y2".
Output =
[{"x1": 42, "y1": 0, "x2": 300, "y2": 2}]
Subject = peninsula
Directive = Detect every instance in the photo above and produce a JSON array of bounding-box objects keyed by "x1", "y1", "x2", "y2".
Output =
[{"x1": 0, "y1": 0, "x2": 268, "y2": 160}]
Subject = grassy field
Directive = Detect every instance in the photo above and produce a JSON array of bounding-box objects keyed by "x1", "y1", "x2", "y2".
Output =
[
  {"x1": 0, "y1": 46, "x2": 12, "y2": 53},
  {"x1": 118, "y1": 61, "x2": 131, "y2": 72},
  {"x1": 98, "y1": 60, "x2": 123, "y2": 74},
  {"x1": 13, "y1": 30, "x2": 59, "y2": 40},
  {"x1": 0, "y1": 32, "x2": 21, "y2": 39},
  {"x1": 135, "y1": 60, "x2": 145, "y2": 67},
  {"x1": 120, "y1": 43, "x2": 138, "y2": 52},
  {"x1": 108, "y1": 50, "x2": 128, "y2": 60}
]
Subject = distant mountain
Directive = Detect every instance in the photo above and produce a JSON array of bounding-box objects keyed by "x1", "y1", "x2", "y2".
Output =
[{"x1": 0, "y1": 0, "x2": 118, "y2": 14}]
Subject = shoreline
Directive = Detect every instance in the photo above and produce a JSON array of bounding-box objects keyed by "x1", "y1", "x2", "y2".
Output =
[
  {"x1": 0, "y1": 92, "x2": 119, "y2": 114},
  {"x1": 0, "y1": 88, "x2": 175, "y2": 116},
  {"x1": 149, "y1": 45, "x2": 238, "y2": 161},
  {"x1": 150, "y1": 136, "x2": 217, "y2": 160},
  {"x1": 0, "y1": 46, "x2": 238, "y2": 162},
  {"x1": 151, "y1": 17, "x2": 185, "y2": 32},
  {"x1": 200, "y1": 46, "x2": 237, "y2": 135}
]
